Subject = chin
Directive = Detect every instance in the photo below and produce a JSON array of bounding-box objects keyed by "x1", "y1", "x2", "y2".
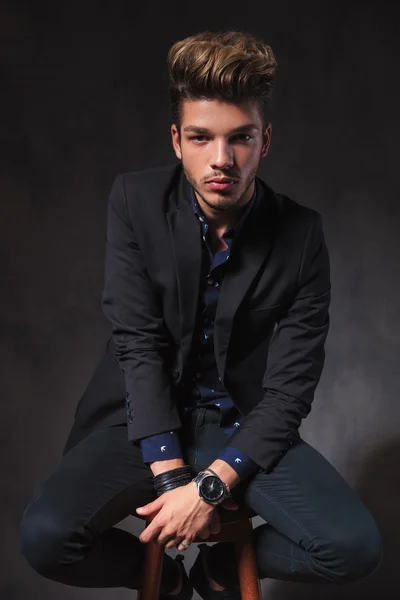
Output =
[
  {"x1": 210, "y1": 200, "x2": 236, "y2": 212},
  {"x1": 203, "y1": 188, "x2": 238, "y2": 200}
]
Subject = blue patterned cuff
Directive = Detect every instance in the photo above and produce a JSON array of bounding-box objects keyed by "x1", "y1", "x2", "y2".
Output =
[
  {"x1": 139, "y1": 430, "x2": 183, "y2": 464},
  {"x1": 217, "y1": 446, "x2": 259, "y2": 480}
]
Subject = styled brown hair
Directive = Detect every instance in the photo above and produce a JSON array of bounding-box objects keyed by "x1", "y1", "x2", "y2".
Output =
[{"x1": 167, "y1": 30, "x2": 277, "y2": 131}]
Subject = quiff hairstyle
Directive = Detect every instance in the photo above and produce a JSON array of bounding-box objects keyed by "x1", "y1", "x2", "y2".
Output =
[{"x1": 167, "y1": 30, "x2": 277, "y2": 131}]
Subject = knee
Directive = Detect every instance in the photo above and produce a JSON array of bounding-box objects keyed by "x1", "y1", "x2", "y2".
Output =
[
  {"x1": 345, "y1": 525, "x2": 383, "y2": 582},
  {"x1": 20, "y1": 498, "x2": 77, "y2": 576},
  {"x1": 313, "y1": 520, "x2": 383, "y2": 583}
]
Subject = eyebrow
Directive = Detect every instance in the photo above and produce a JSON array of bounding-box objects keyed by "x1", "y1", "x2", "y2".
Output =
[{"x1": 183, "y1": 124, "x2": 259, "y2": 135}]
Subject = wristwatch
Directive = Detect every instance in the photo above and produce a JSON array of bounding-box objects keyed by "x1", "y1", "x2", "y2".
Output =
[{"x1": 192, "y1": 468, "x2": 231, "y2": 506}]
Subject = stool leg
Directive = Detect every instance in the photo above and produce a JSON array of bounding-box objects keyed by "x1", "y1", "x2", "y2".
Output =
[
  {"x1": 137, "y1": 538, "x2": 164, "y2": 600},
  {"x1": 234, "y1": 519, "x2": 263, "y2": 600}
]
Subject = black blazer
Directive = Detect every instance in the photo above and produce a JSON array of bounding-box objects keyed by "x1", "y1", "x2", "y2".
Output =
[{"x1": 65, "y1": 162, "x2": 331, "y2": 472}]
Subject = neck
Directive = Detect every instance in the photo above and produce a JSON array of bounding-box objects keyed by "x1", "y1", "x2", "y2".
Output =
[{"x1": 194, "y1": 180, "x2": 255, "y2": 235}]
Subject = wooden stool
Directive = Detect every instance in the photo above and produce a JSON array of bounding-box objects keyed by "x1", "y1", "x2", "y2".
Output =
[{"x1": 137, "y1": 506, "x2": 262, "y2": 600}]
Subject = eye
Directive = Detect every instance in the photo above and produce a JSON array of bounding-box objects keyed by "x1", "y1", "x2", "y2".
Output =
[
  {"x1": 188, "y1": 134, "x2": 253, "y2": 143},
  {"x1": 189, "y1": 136, "x2": 208, "y2": 143},
  {"x1": 233, "y1": 134, "x2": 252, "y2": 142}
]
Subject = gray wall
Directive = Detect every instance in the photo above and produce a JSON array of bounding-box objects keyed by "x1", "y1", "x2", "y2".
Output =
[{"x1": 2, "y1": 0, "x2": 399, "y2": 598}]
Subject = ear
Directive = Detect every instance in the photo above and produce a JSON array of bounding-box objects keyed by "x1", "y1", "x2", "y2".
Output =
[
  {"x1": 171, "y1": 124, "x2": 182, "y2": 160},
  {"x1": 260, "y1": 122, "x2": 272, "y2": 158}
]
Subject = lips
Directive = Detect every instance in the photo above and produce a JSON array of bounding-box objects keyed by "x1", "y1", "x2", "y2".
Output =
[{"x1": 206, "y1": 179, "x2": 237, "y2": 191}]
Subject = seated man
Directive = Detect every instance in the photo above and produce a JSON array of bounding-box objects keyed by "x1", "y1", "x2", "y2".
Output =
[{"x1": 20, "y1": 30, "x2": 382, "y2": 599}]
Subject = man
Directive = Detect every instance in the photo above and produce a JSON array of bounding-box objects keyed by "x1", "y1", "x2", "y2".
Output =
[{"x1": 20, "y1": 30, "x2": 382, "y2": 599}]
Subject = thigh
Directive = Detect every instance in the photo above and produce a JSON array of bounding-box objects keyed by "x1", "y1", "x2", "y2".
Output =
[
  {"x1": 181, "y1": 411, "x2": 379, "y2": 548},
  {"x1": 22, "y1": 424, "x2": 156, "y2": 535},
  {"x1": 240, "y1": 438, "x2": 379, "y2": 549}
]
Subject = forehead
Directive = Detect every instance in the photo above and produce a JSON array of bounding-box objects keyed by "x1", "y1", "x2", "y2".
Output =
[{"x1": 180, "y1": 98, "x2": 262, "y2": 132}]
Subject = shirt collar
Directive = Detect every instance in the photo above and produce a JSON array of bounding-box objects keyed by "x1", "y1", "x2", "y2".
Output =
[{"x1": 189, "y1": 184, "x2": 257, "y2": 237}]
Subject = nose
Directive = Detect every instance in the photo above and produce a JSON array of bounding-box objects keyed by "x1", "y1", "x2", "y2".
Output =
[{"x1": 210, "y1": 139, "x2": 234, "y2": 170}]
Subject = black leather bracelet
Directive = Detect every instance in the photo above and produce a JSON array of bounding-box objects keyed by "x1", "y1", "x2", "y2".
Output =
[
  {"x1": 154, "y1": 475, "x2": 192, "y2": 492},
  {"x1": 153, "y1": 465, "x2": 194, "y2": 497},
  {"x1": 154, "y1": 471, "x2": 193, "y2": 490},
  {"x1": 155, "y1": 478, "x2": 192, "y2": 496},
  {"x1": 153, "y1": 466, "x2": 194, "y2": 489}
]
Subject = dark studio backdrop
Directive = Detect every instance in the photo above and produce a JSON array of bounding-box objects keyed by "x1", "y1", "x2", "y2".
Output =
[{"x1": 1, "y1": 0, "x2": 399, "y2": 598}]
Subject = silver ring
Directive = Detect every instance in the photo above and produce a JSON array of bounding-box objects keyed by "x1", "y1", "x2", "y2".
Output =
[{"x1": 179, "y1": 541, "x2": 190, "y2": 549}]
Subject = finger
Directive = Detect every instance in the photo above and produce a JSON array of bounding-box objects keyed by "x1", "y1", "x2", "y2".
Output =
[
  {"x1": 177, "y1": 539, "x2": 191, "y2": 551},
  {"x1": 156, "y1": 531, "x2": 176, "y2": 546},
  {"x1": 136, "y1": 497, "x2": 163, "y2": 516},
  {"x1": 207, "y1": 511, "x2": 221, "y2": 533},
  {"x1": 199, "y1": 526, "x2": 210, "y2": 539},
  {"x1": 165, "y1": 534, "x2": 188, "y2": 550},
  {"x1": 139, "y1": 522, "x2": 162, "y2": 544},
  {"x1": 165, "y1": 537, "x2": 179, "y2": 549},
  {"x1": 209, "y1": 515, "x2": 221, "y2": 535}
]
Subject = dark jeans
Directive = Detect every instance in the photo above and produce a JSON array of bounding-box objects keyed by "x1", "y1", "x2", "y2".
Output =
[{"x1": 19, "y1": 406, "x2": 382, "y2": 593}]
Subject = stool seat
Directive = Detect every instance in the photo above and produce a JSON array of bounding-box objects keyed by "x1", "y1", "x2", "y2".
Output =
[{"x1": 137, "y1": 505, "x2": 262, "y2": 600}]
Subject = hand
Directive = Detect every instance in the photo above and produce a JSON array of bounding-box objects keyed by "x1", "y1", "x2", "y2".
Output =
[
  {"x1": 197, "y1": 496, "x2": 239, "y2": 541},
  {"x1": 136, "y1": 481, "x2": 216, "y2": 550}
]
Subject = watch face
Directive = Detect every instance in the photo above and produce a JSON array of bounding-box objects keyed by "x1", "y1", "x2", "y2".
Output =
[{"x1": 200, "y1": 475, "x2": 224, "y2": 502}]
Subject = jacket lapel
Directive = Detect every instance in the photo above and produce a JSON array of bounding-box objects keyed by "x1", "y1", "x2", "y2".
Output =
[
  {"x1": 167, "y1": 173, "x2": 202, "y2": 366},
  {"x1": 214, "y1": 177, "x2": 278, "y2": 379}
]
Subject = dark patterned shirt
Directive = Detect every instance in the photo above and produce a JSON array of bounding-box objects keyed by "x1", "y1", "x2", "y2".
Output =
[{"x1": 139, "y1": 183, "x2": 259, "y2": 480}]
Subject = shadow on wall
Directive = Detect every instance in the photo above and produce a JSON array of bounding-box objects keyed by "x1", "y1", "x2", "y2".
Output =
[{"x1": 264, "y1": 437, "x2": 399, "y2": 600}]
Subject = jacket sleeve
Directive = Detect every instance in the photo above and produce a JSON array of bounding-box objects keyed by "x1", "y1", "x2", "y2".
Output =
[
  {"x1": 224, "y1": 212, "x2": 331, "y2": 472},
  {"x1": 101, "y1": 174, "x2": 183, "y2": 441}
]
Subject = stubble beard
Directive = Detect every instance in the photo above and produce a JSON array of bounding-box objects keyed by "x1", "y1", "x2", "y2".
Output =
[{"x1": 183, "y1": 164, "x2": 257, "y2": 213}]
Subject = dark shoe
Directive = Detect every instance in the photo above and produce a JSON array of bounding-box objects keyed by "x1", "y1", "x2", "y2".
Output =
[
  {"x1": 188, "y1": 544, "x2": 241, "y2": 600},
  {"x1": 159, "y1": 553, "x2": 193, "y2": 600}
]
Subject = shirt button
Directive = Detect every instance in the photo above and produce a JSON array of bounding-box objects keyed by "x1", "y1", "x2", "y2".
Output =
[{"x1": 207, "y1": 278, "x2": 214, "y2": 285}]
